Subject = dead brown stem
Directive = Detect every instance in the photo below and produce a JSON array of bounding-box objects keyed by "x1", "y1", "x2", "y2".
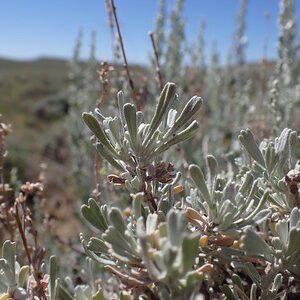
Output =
[
  {"x1": 110, "y1": 0, "x2": 140, "y2": 110},
  {"x1": 15, "y1": 202, "x2": 32, "y2": 264},
  {"x1": 149, "y1": 31, "x2": 163, "y2": 91}
]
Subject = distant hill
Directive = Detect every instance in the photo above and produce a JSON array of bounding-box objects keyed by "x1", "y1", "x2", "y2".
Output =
[{"x1": 0, "y1": 57, "x2": 69, "y2": 79}]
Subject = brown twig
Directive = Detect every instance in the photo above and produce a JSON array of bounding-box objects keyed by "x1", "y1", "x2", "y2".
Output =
[
  {"x1": 15, "y1": 188, "x2": 48, "y2": 300},
  {"x1": 105, "y1": 0, "x2": 120, "y2": 62},
  {"x1": 109, "y1": 0, "x2": 140, "y2": 110},
  {"x1": 15, "y1": 202, "x2": 32, "y2": 264},
  {"x1": 149, "y1": 31, "x2": 163, "y2": 91}
]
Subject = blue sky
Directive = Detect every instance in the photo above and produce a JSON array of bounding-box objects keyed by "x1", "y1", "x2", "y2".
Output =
[{"x1": 0, "y1": 0, "x2": 299, "y2": 64}]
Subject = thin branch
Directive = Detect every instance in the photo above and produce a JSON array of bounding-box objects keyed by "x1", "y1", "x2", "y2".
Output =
[
  {"x1": 105, "y1": 0, "x2": 117, "y2": 60},
  {"x1": 109, "y1": 0, "x2": 140, "y2": 110},
  {"x1": 149, "y1": 31, "x2": 163, "y2": 91},
  {"x1": 15, "y1": 203, "x2": 32, "y2": 265}
]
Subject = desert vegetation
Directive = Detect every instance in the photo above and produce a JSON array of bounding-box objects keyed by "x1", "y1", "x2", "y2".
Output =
[{"x1": 1, "y1": 0, "x2": 300, "y2": 299}]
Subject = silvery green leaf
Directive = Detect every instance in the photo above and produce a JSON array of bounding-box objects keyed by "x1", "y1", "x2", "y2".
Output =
[
  {"x1": 153, "y1": 121, "x2": 199, "y2": 156},
  {"x1": 233, "y1": 262, "x2": 261, "y2": 286},
  {"x1": 82, "y1": 112, "x2": 118, "y2": 156},
  {"x1": 249, "y1": 283, "x2": 257, "y2": 300},
  {"x1": 290, "y1": 207, "x2": 300, "y2": 229},
  {"x1": 252, "y1": 209, "x2": 271, "y2": 225},
  {"x1": 103, "y1": 228, "x2": 138, "y2": 261},
  {"x1": 271, "y1": 273, "x2": 282, "y2": 293},
  {"x1": 104, "y1": 128, "x2": 117, "y2": 147},
  {"x1": 136, "y1": 216, "x2": 146, "y2": 238},
  {"x1": 247, "y1": 179, "x2": 259, "y2": 200},
  {"x1": 80, "y1": 234, "x2": 116, "y2": 266},
  {"x1": 132, "y1": 193, "x2": 143, "y2": 219},
  {"x1": 123, "y1": 103, "x2": 137, "y2": 150},
  {"x1": 214, "y1": 190, "x2": 223, "y2": 205},
  {"x1": 96, "y1": 143, "x2": 124, "y2": 171},
  {"x1": 167, "y1": 210, "x2": 186, "y2": 247},
  {"x1": 18, "y1": 265, "x2": 29, "y2": 287},
  {"x1": 147, "y1": 82, "x2": 177, "y2": 140},
  {"x1": 238, "y1": 129, "x2": 266, "y2": 168},
  {"x1": 206, "y1": 155, "x2": 218, "y2": 183},
  {"x1": 87, "y1": 237, "x2": 109, "y2": 254},
  {"x1": 130, "y1": 176, "x2": 142, "y2": 191},
  {"x1": 106, "y1": 217, "x2": 138, "y2": 256},
  {"x1": 117, "y1": 91, "x2": 125, "y2": 125},
  {"x1": 136, "y1": 217, "x2": 161, "y2": 279},
  {"x1": 107, "y1": 117, "x2": 122, "y2": 145},
  {"x1": 0, "y1": 259, "x2": 15, "y2": 287},
  {"x1": 157, "y1": 199, "x2": 169, "y2": 216},
  {"x1": 275, "y1": 128, "x2": 291, "y2": 154},
  {"x1": 2, "y1": 241, "x2": 16, "y2": 283},
  {"x1": 286, "y1": 228, "x2": 300, "y2": 256},
  {"x1": 125, "y1": 180, "x2": 131, "y2": 191},
  {"x1": 243, "y1": 190, "x2": 269, "y2": 223},
  {"x1": 146, "y1": 214, "x2": 158, "y2": 235},
  {"x1": 138, "y1": 123, "x2": 147, "y2": 138},
  {"x1": 242, "y1": 228, "x2": 273, "y2": 261},
  {"x1": 275, "y1": 220, "x2": 289, "y2": 245},
  {"x1": 220, "y1": 285, "x2": 237, "y2": 300},
  {"x1": 222, "y1": 182, "x2": 237, "y2": 204},
  {"x1": 81, "y1": 199, "x2": 108, "y2": 232},
  {"x1": 170, "y1": 96, "x2": 202, "y2": 133},
  {"x1": 238, "y1": 171, "x2": 254, "y2": 194},
  {"x1": 219, "y1": 212, "x2": 233, "y2": 231},
  {"x1": 219, "y1": 200, "x2": 234, "y2": 219},
  {"x1": 189, "y1": 164, "x2": 212, "y2": 208},
  {"x1": 271, "y1": 237, "x2": 283, "y2": 250},
  {"x1": 109, "y1": 208, "x2": 127, "y2": 234},
  {"x1": 182, "y1": 233, "x2": 199, "y2": 273},
  {"x1": 274, "y1": 128, "x2": 293, "y2": 172},
  {"x1": 49, "y1": 256, "x2": 57, "y2": 300},
  {"x1": 167, "y1": 109, "x2": 177, "y2": 128},
  {"x1": 265, "y1": 144, "x2": 276, "y2": 174},
  {"x1": 143, "y1": 130, "x2": 161, "y2": 154},
  {"x1": 152, "y1": 251, "x2": 166, "y2": 274},
  {"x1": 232, "y1": 274, "x2": 243, "y2": 291},
  {"x1": 163, "y1": 246, "x2": 178, "y2": 269},
  {"x1": 187, "y1": 188, "x2": 205, "y2": 212}
]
